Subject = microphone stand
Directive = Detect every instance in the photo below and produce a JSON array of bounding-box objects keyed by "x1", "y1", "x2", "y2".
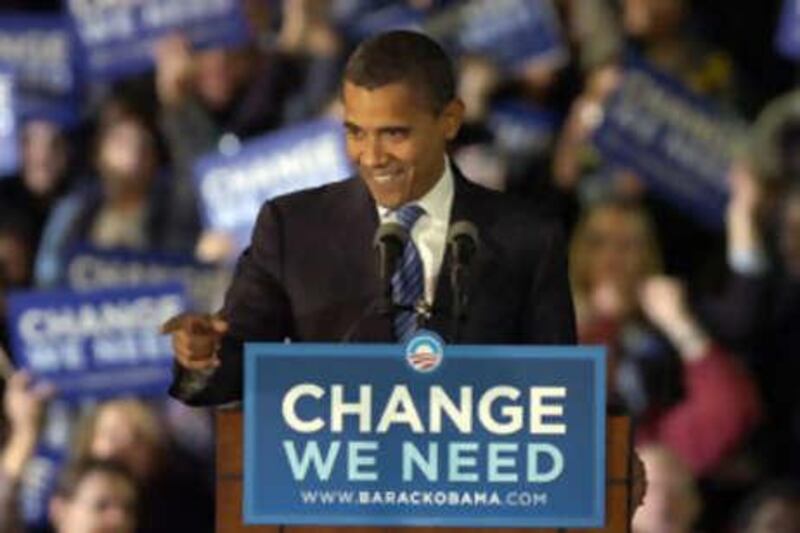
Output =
[
  {"x1": 450, "y1": 273, "x2": 466, "y2": 344},
  {"x1": 446, "y1": 221, "x2": 479, "y2": 344},
  {"x1": 341, "y1": 300, "x2": 431, "y2": 342},
  {"x1": 341, "y1": 299, "x2": 380, "y2": 342}
]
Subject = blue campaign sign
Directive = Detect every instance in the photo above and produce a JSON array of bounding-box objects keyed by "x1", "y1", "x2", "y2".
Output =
[
  {"x1": 194, "y1": 118, "x2": 352, "y2": 253},
  {"x1": 592, "y1": 64, "x2": 746, "y2": 228},
  {"x1": 426, "y1": 0, "x2": 567, "y2": 71},
  {"x1": 21, "y1": 448, "x2": 63, "y2": 527},
  {"x1": 6, "y1": 284, "x2": 187, "y2": 400},
  {"x1": 67, "y1": 0, "x2": 249, "y2": 80},
  {"x1": 64, "y1": 246, "x2": 228, "y2": 313},
  {"x1": 331, "y1": 0, "x2": 400, "y2": 34},
  {"x1": 777, "y1": 0, "x2": 800, "y2": 60},
  {"x1": 349, "y1": 0, "x2": 567, "y2": 72},
  {"x1": 346, "y1": 4, "x2": 426, "y2": 40},
  {"x1": 488, "y1": 100, "x2": 561, "y2": 156},
  {"x1": 0, "y1": 14, "x2": 80, "y2": 126},
  {"x1": 244, "y1": 333, "x2": 606, "y2": 528},
  {"x1": 0, "y1": 70, "x2": 19, "y2": 177},
  {"x1": 20, "y1": 401, "x2": 75, "y2": 528}
]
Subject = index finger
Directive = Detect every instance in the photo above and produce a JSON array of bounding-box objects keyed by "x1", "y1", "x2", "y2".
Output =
[
  {"x1": 160, "y1": 313, "x2": 189, "y2": 335},
  {"x1": 161, "y1": 313, "x2": 222, "y2": 336}
]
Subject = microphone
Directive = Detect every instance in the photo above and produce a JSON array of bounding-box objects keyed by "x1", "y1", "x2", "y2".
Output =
[
  {"x1": 373, "y1": 222, "x2": 409, "y2": 315},
  {"x1": 447, "y1": 221, "x2": 480, "y2": 340}
]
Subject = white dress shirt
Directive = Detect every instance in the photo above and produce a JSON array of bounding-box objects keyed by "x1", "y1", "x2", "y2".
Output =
[{"x1": 378, "y1": 161, "x2": 454, "y2": 305}]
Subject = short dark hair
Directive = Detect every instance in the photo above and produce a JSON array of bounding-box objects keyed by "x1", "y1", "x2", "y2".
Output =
[
  {"x1": 54, "y1": 459, "x2": 137, "y2": 500},
  {"x1": 344, "y1": 30, "x2": 456, "y2": 114}
]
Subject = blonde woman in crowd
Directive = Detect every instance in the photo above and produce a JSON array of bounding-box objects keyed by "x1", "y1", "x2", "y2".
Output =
[
  {"x1": 70, "y1": 398, "x2": 212, "y2": 533},
  {"x1": 570, "y1": 199, "x2": 760, "y2": 476}
]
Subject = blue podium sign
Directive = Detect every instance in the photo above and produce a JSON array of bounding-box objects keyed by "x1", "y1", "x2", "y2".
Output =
[
  {"x1": 6, "y1": 283, "x2": 186, "y2": 399},
  {"x1": 244, "y1": 334, "x2": 606, "y2": 528}
]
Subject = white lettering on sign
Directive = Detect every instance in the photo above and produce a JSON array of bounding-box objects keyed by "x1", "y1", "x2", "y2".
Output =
[
  {"x1": 18, "y1": 294, "x2": 184, "y2": 342},
  {"x1": 281, "y1": 384, "x2": 568, "y2": 436}
]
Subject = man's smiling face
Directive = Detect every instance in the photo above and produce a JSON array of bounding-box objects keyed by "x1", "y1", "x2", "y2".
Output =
[{"x1": 343, "y1": 80, "x2": 462, "y2": 208}]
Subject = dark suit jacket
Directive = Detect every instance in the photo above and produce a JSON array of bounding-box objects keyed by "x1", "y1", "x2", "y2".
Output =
[{"x1": 171, "y1": 169, "x2": 576, "y2": 405}]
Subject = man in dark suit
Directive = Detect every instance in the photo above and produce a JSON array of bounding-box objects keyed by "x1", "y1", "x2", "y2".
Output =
[{"x1": 164, "y1": 30, "x2": 575, "y2": 406}]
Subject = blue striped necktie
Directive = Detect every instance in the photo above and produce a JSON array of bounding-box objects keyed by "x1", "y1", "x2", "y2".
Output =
[{"x1": 391, "y1": 204, "x2": 425, "y2": 342}]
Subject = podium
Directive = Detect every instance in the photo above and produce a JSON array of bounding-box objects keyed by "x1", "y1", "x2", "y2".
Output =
[{"x1": 216, "y1": 408, "x2": 636, "y2": 532}]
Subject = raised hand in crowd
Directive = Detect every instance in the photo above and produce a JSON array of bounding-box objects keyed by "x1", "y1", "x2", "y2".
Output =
[
  {"x1": 194, "y1": 230, "x2": 238, "y2": 265},
  {"x1": 277, "y1": 0, "x2": 341, "y2": 57},
  {"x1": 2, "y1": 371, "x2": 54, "y2": 481},
  {"x1": 727, "y1": 161, "x2": 767, "y2": 271},
  {"x1": 154, "y1": 33, "x2": 194, "y2": 108},
  {"x1": 639, "y1": 276, "x2": 710, "y2": 361},
  {"x1": 552, "y1": 65, "x2": 621, "y2": 190},
  {"x1": 0, "y1": 371, "x2": 54, "y2": 533},
  {"x1": 637, "y1": 274, "x2": 761, "y2": 476},
  {"x1": 161, "y1": 313, "x2": 229, "y2": 372}
]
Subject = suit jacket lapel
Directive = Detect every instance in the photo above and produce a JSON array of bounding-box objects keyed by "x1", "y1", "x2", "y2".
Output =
[
  {"x1": 427, "y1": 167, "x2": 491, "y2": 342},
  {"x1": 340, "y1": 177, "x2": 395, "y2": 342}
]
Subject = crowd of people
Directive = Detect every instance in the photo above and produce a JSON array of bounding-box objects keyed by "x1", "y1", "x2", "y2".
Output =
[{"x1": 0, "y1": 0, "x2": 799, "y2": 531}]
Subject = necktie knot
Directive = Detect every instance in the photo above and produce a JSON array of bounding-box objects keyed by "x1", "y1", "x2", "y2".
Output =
[{"x1": 393, "y1": 204, "x2": 425, "y2": 232}]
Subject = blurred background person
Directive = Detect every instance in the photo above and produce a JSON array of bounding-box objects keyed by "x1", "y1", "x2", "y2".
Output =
[
  {"x1": 0, "y1": 120, "x2": 72, "y2": 252},
  {"x1": 48, "y1": 460, "x2": 138, "y2": 533},
  {"x1": 70, "y1": 398, "x2": 213, "y2": 533},
  {"x1": 275, "y1": 0, "x2": 345, "y2": 122},
  {"x1": 0, "y1": 371, "x2": 53, "y2": 533},
  {"x1": 700, "y1": 161, "x2": 800, "y2": 484},
  {"x1": 0, "y1": 376, "x2": 211, "y2": 533},
  {"x1": 0, "y1": 219, "x2": 35, "y2": 357},
  {"x1": 632, "y1": 444, "x2": 702, "y2": 533},
  {"x1": 155, "y1": 1, "x2": 345, "y2": 263},
  {"x1": 33, "y1": 94, "x2": 184, "y2": 287},
  {"x1": 569, "y1": 199, "x2": 761, "y2": 477},
  {"x1": 734, "y1": 481, "x2": 800, "y2": 533},
  {"x1": 621, "y1": 0, "x2": 738, "y2": 107}
]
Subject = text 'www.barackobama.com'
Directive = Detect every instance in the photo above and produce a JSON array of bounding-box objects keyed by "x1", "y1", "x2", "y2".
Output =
[{"x1": 299, "y1": 490, "x2": 549, "y2": 507}]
